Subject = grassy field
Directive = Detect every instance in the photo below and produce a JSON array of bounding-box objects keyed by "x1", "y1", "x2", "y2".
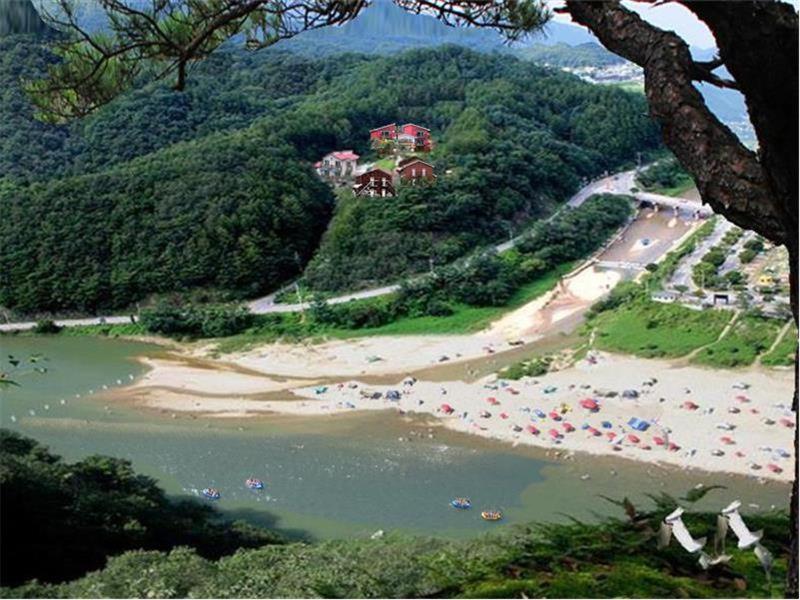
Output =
[
  {"x1": 374, "y1": 157, "x2": 396, "y2": 171},
  {"x1": 760, "y1": 323, "x2": 798, "y2": 367},
  {"x1": 589, "y1": 299, "x2": 732, "y2": 358},
  {"x1": 691, "y1": 314, "x2": 785, "y2": 368},
  {"x1": 651, "y1": 178, "x2": 695, "y2": 198}
]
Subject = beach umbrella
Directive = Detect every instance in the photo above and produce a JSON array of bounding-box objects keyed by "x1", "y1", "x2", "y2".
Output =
[
  {"x1": 486, "y1": 397, "x2": 499, "y2": 405},
  {"x1": 499, "y1": 412, "x2": 509, "y2": 419},
  {"x1": 779, "y1": 417, "x2": 794, "y2": 428},
  {"x1": 548, "y1": 428, "x2": 561, "y2": 439},
  {"x1": 606, "y1": 432, "x2": 617, "y2": 440},
  {"x1": 720, "y1": 436, "x2": 735, "y2": 445},
  {"x1": 735, "y1": 451, "x2": 746, "y2": 458},
  {"x1": 653, "y1": 436, "x2": 666, "y2": 446},
  {"x1": 527, "y1": 424, "x2": 540, "y2": 435},
  {"x1": 479, "y1": 410, "x2": 491, "y2": 418},
  {"x1": 728, "y1": 406, "x2": 741, "y2": 414},
  {"x1": 640, "y1": 444, "x2": 651, "y2": 450},
  {"x1": 668, "y1": 442, "x2": 680, "y2": 452},
  {"x1": 683, "y1": 400, "x2": 699, "y2": 410},
  {"x1": 440, "y1": 403, "x2": 454, "y2": 414},
  {"x1": 580, "y1": 423, "x2": 590, "y2": 430},
  {"x1": 587, "y1": 427, "x2": 601, "y2": 437},
  {"x1": 562, "y1": 422, "x2": 575, "y2": 433},
  {"x1": 534, "y1": 409, "x2": 546, "y2": 418},
  {"x1": 549, "y1": 411, "x2": 562, "y2": 421},
  {"x1": 627, "y1": 434, "x2": 640, "y2": 444},
  {"x1": 580, "y1": 398, "x2": 599, "y2": 411},
  {"x1": 767, "y1": 463, "x2": 783, "y2": 473},
  {"x1": 735, "y1": 395, "x2": 750, "y2": 403}
]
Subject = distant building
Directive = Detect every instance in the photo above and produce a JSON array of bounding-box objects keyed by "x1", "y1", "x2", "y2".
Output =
[
  {"x1": 316, "y1": 150, "x2": 360, "y2": 180},
  {"x1": 369, "y1": 123, "x2": 432, "y2": 152},
  {"x1": 369, "y1": 124, "x2": 398, "y2": 142},
  {"x1": 400, "y1": 123, "x2": 432, "y2": 151},
  {"x1": 397, "y1": 157, "x2": 436, "y2": 184},
  {"x1": 353, "y1": 168, "x2": 396, "y2": 198}
]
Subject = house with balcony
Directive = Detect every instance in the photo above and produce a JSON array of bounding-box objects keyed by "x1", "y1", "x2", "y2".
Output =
[
  {"x1": 352, "y1": 168, "x2": 396, "y2": 198},
  {"x1": 315, "y1": 150, "x2": 360, "y2": 180}
]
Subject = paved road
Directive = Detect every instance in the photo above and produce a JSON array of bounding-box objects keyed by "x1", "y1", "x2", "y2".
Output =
[{"x1": 2, "y1": 166, "x2": 706, "y2": 331}]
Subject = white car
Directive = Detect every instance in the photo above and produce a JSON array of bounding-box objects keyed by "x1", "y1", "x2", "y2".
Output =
[{"x1": 716, "y1": 422, "x2": 736, "y2": 431}]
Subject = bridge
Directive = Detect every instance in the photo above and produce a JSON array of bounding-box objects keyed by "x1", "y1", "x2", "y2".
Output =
[{"x1": 633, "y1": 192, "x2": 713, "y2": 217}]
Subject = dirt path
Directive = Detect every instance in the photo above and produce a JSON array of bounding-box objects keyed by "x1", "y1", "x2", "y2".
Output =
[{"x1": 683, "y1": 309, "x2": 741, "y2": 362}]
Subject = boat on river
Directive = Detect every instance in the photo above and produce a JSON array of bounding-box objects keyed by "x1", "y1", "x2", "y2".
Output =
[
  {"x1": 451, "y1": 497, "x2": 471, "y2": 509},
  {"x1": 202, "y1": 487, "x2": 221, "y2": 500},
  {"x1": 481, "y1": 510, "x2": 502, "y2": 521},
  {"x1": 245, "y1": 478, "x2": 264, "y2": 490}
]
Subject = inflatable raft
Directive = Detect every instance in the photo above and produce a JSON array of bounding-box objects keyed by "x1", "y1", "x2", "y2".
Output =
[
  {"x1": 481, "y1": 510, "x2": 502, "y2": 521},
  {"x1": 451, "y1": 497, "x2": 472, "y2": 509},
  {"x1": 245, "y1": 478, "x2": 264, "y2": 490},
  {"x1": 202, "y1": 487, "x2": 221, "y2": 500}
]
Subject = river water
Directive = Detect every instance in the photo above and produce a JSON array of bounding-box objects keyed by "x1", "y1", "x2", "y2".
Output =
[{"x1": 0, "y1": 335, "x2": 790, "y2": 541}]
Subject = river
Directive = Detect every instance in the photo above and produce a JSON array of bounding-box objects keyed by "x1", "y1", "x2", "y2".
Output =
[{"x1": 0, "y1": 335, "x2": 790, "y2": 541}]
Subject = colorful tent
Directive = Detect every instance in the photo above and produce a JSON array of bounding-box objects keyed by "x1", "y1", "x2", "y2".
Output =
[
  {"x1": 580, "y1": 398, "x2": 599, "y2": 411},
  {"x1": 628, "y1": 417, "x2": 650, "y2": 431},
  {"x1": 627, "y1": 434, "x2": 640, "y2": 444}
]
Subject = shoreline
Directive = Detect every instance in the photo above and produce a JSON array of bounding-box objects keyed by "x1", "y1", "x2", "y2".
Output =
[{"x1": 111, "y1": 351, "x2": 796, "y2": 483}]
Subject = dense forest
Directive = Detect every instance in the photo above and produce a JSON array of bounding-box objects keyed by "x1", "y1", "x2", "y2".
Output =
[
  {"x1": 1, "y1": 431, "x2": 789, "y2": 598},
  {"x1": 1, "y1": 31, "x2": 658, "y2": 316}
]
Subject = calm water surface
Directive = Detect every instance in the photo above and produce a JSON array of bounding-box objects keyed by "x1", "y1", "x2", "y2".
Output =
[{"x1": 0, "y1": 335, "x2": 790, "y2": 540}]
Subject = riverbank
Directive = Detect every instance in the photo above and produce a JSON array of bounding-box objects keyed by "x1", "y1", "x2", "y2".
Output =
[{"x1": 114, "y1": 350, "x2": 795, "y2": 482}]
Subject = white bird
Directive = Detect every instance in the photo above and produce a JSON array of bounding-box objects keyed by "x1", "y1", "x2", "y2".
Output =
[{"x1": 721, "y1": 500, "x2": 763, "y2": 549}]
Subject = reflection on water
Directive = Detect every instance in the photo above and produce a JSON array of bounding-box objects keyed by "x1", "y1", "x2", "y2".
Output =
[{"x1": 0, "y1": 335, "x2": 790, "y2": 540}]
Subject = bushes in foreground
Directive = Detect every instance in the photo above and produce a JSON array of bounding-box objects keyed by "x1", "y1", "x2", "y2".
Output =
[{"x1": 0, "y1": 430, "x2": 281, "y2": 587}]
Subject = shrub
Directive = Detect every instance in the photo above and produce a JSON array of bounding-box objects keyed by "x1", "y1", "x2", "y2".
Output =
[
  {"x1": 139, "y1": 303, "x2": 253, "y2": 338},
  {"x1": 739, "y1": 248, "x2": 757, "y2": 264},
  {"x1": 32, "y1": 319, "x2": 61, "y2": 334}
]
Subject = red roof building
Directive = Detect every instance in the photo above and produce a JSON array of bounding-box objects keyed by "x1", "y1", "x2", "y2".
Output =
[
  {"x1": 316, "y1": 149, "x2": 360, "y2": 180},
  {"x1": 369, "y1": 123, "x2": 398, "y2": 141},
  {"x1": 400, "y1": 123, "x2": 432, "y2": 151}
]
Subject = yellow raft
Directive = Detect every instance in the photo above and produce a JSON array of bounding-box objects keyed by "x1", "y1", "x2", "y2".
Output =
[{"x1": 481, "y1": 510, "x2": 502, "y2": 521}]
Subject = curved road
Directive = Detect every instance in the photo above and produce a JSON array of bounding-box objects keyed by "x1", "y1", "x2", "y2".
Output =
[{"x1": 1, "y1": 167, "x2": 705, "y2": 331}]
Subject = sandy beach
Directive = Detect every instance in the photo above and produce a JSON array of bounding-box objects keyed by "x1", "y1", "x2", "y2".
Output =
[{"x1": 117, "y1": 351, "x2": 796, "y2": 482}]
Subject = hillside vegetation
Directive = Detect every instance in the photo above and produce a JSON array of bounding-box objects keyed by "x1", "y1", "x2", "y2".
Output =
[{"x1": 1, "y1": 36, "x2": 658, "y2": 316}]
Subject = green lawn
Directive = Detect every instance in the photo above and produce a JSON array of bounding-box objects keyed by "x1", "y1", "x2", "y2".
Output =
[
  {"x1": 374, "y1": 157, "x2": 396, "y2": 171},
  {"x1": 590, "y1": 299, "x2": 732, "y2": 358},
  {"x1": 691, "y1": 314, "x2": 786, "y2": 368},
  {"x1": 651, "y1": 178, "x2": 695, "y2": 198},
  {"x1": 759, "y1": 323, "x2": 797, "y2": 367}
]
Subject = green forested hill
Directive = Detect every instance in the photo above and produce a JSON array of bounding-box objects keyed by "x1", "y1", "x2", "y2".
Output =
[{"x1": 1, "y1": 38, "x2": 658, "y2": 315}]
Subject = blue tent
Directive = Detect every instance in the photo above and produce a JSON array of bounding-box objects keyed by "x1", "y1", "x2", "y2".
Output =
[
  {"x1": 601, "y1": 421, "x2": 613, "y2": 429},
  {"x1": 628, "y1": 417, "x2": 650, "y2": 431}
]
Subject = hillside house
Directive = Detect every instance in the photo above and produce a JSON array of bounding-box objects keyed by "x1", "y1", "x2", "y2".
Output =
[
  {"x1": 397, "y1": 157, "x2": 436, "y2": 184},
  {"x1": 369, "y1": 123, "x2": 433, "y2": 152},
  {"x1": 400, "y1": 123, "x2": 432, "y2": 151},
  {"x1": 353, "y1": 168, "x2": 396, "y2": 198},
  {"x1": 369, "y1": 123, "x2": 398, "y2": 142},
  {"x1": 315, "y1": 150, "x2": 360, "y2": 180}
]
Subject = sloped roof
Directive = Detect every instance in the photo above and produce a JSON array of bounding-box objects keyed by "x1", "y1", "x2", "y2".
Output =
[
  {"x1": 369, "y1": 123, "x2": 396, "y2": 132},
  {"x1": 397, "y1": 158, "x2": 434, "y2": 172},
  {"x1": 325, "y1": 150, "x2": 360, "y2": 161},
  {"x1": 401, "y1": 123, "x2": 430, "y2": 132}
]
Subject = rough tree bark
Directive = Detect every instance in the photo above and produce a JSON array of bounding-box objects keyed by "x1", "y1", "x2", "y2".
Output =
[{"x1": 564, "y1": 2, "x2": 798, "y2": 596}]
